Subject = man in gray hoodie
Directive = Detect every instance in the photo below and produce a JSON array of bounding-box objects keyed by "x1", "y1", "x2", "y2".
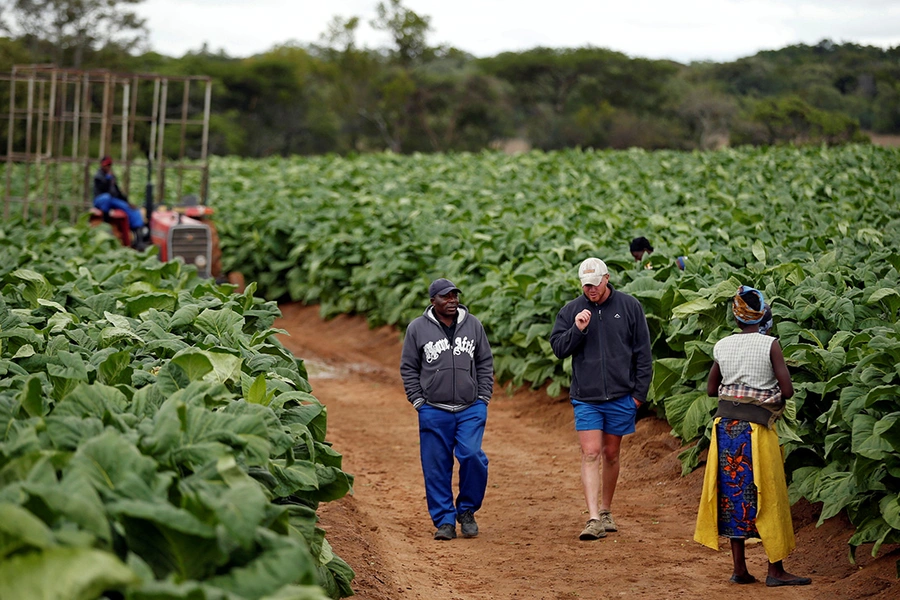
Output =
[
  {"x1": 400, "y1": 278, "x2": 494, "y2": 541},
  {"x1": 550, "y1": 258, "x2": 652, "y2": 541}
]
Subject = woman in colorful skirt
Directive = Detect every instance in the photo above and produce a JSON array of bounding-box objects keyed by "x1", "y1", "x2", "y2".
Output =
[{"x1": 694, "y1": 286, "x2": 812, "y2": 587}]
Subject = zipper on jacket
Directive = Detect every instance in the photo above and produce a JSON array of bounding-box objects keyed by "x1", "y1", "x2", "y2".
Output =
[
  {"x1": 431, "y1": 311, "x2": 457, "y2": 403},
  {"x1": 451, "y1": 337, "x2": 456, "y2": 401},
  {"x1": 598, "y1": 307, "x2": 610, "y2": 401},
  {"x1": 444, "y1": 327, "x2": 457, "y2": 401}
]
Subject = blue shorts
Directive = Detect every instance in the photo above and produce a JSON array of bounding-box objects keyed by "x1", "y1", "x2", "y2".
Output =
[{"x1": 571, "y1": 395, "x2": 638, "y2": 435}]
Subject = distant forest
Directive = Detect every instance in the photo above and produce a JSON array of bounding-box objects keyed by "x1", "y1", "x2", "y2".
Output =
[{"x1": 1, "y1": 0, "x2": 899, "y2": 157}]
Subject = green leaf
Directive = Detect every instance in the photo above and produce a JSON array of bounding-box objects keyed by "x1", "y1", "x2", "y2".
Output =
[
  {"x1": 816, "y1": 471, "x2": 858, "y2": 524},
  {"x1": 751, "y1": 239, "x2": 766, "y2": 264},
  {"x1": 214, "y1": 479, "x2": 269, "y2": 550},
  {"x1": 100, "y1": 326, "x2": 144, "y2": 347},
  {"x1": 11, "y1": 269, "x2": 53, "y2": 307},
  {"x1": 663, "y1": 391, "x2": 714, "y2": 441},
  {"x1": 47, "y1": 351, "x2": 90, "y2": 381},
  {"x1": 208, "y1": 543, "x2": 318, "y2": 599},
  {"x1": 672, "y1": 298, "x2": 716, "y2": 319},
  {"x1": 852, "y1": 413, "x2": 898, "y2": 460},
  {"x1": 47, "y1": 311, "x2": 76, "y2": 333},
  {"x1": 37, "y1": 298, "x2": 67, "y2": 313},
  {"x1": 868, "y1": 287, "x2": 900, "y2": 304},
  {"x1": 204, "y1": 351, "x2": 244, "y2": 386},
  {"x1": 824, "y1": 432, "x2": 850, "y2": 459},
  {"x1": 111, "y1": 498, "x2": 224, "y2": 580},
  {"x1": 54, "y1": 383, "x2": 128, "y2": 418},
  {"x1": 267, "y1": 460, "x2": 321, "y2": 496},
  {"x1": 775, "y1": 419, "x2": 803, "y2": 444},
  {"x1": 880, "y1": 493, "x2": 900, "y2": 530},
  {"x1": 156, "y1": 351, "x2": 215, "y2": 396},
  {"x1": 0, "y1": 547, "x2": 137, "y2": 600},
  {"x1": 170, "y1": 349, "x2": 215, "y2": 381},
  {"x1": 68, "y1": 430, "x2": 160, "y2": 501},
  {"x1": 24, "y1": 470, "x2": 111, "y2": 543},
  {"x1": 247, "y1": 373, "x2": 274, "y2": 406},
  {"x1": 169, "y1": 303, "x2": 201, "y2": 329},
  {"x1": 0, "y1": 503, "x2": 56, "y2": 558},
  {"x1": 97, "y1": 350, "x2": 134, "y2": 386},
  {"x1": 12, "y1": 344, "x2": 36, "y2": 359},
  {"x1": 103, "y1": 311, "x2": 134, "y2": 330},
  {"x1": 788, "y1": 466, "x2": 821, "y2": 504},
  {"x1": 18, "y1": 376, "x2": 45, "y2": 418},
  {"x1": 677, "y1": 443, "x2": 703, "y2": 476},
  {"x1": 196, "y1": 307, "x2": 244, "y2": 339},
  {"x1": 45, "y1": 415, "x2": 104, "y2": 450},
  {"x1": 125, "y1": 292, "x2": 177, "y2": 317},
  {"x1": 682, "y1": 394, "x2": 716, "y2": 442},
  {"x1": 650, "y1": 357, "x2": 684, "y2": 401},
  {"x1": 109, "y1": 499, "x2": 217, "y2": 538}
]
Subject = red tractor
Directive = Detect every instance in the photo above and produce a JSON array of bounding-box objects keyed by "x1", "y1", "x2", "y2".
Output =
[
  {"x1": 89, "y1": 158, "x2": 221, "y2": 280},
  {"x1": 89, "y1": 202, "x2": 219, "y2": 279},
  {"x1": 149, "y1": 205, "x2": 216, "y2": 279}
]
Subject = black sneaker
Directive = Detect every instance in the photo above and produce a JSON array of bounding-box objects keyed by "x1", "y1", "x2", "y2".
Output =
[
  {"x1": 434, "y1": 524, "x2": 456, "y2": 540},
  {"x1": 458, "y1": 510, "x2": 478, "y2": 538}
]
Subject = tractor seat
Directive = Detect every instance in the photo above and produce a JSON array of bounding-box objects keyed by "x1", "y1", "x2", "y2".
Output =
[
  {"x1": 89, "y1": 207, "x2": 133, "y2": 246},
  {"x1": 89, "y1": 207, "x2": 129, "y2": 223}
]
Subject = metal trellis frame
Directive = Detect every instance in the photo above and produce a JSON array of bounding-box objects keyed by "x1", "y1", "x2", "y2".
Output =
[{"x1": 1, "y1": 64, "x2": 212, "y2": 223}]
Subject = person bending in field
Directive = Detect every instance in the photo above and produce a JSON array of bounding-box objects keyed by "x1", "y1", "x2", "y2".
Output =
[
  {"x1": 694, "y1": 286, "x2": 811, "y2": 587},
  {"x1": 400, "y1": 278, "x2": 494, "y2": 541},
  {"x1": 549, "y1": 257, "x2": 653, "y2": 541},
  {"x1": 758, "y1": 303, "x2": 773, "y2": 336},
  {"x1": 93, "y1": 156, "x2": 147, "y2": 250},
  {"x1": 630, "y1": 236, "x2": 654, "y2": 263},
  {"x1": 630, "y1": 236, "x2": 686, "y2": 270}
]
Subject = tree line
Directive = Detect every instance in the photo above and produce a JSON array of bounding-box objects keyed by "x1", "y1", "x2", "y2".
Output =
[{"x1": 1, "y1": 0, "x2": 898, "y2": 157}]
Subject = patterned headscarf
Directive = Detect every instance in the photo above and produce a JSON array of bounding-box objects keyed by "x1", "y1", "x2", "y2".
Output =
[{"x1": 732, "y1": 285, "x2": 766, "y2": 325}]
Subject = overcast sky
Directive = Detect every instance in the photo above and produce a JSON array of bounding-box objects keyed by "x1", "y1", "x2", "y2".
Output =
[{"x1": 137, "y1": 0, "x2": 900, "y2": 63}]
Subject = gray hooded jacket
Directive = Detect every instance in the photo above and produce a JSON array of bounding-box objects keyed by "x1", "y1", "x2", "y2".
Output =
[{"x1": 400, "y1": 305, "x2": 494, "y2": 412}]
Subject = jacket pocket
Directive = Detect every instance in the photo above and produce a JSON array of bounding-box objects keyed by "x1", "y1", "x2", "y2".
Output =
[
  {"x1": 453, "y1": 366, "x2": 477, "y2": 403},
  {"x1": 573, "y1": 357, "x2": 604, "y2": 399},
  {"x1": 424, "y1": 369, "x2": 453, "y2": 404}
]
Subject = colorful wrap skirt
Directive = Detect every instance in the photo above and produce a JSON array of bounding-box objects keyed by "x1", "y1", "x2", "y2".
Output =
[{"x1": 694, "y1": 417, "x2": 796, "y2": 563}]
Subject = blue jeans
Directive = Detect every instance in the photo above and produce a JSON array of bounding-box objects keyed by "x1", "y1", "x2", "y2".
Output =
[
  {"x1": 93, "y1": 194, "x2": 144, "y2": 229},
  {"x1": 418, "y1": 401, "x2": 489, "y2": 527}
]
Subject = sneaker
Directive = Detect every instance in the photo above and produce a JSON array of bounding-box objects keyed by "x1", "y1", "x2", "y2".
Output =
[
  {"x1": 599, "y1": 510, "x2": 617, "y2": 532},
  {"x1": 458, "y1": 510, "x2": 479, "y2": 538},
  {"x1": 434, "y1": 524, "x2": 457, "y2": 540},
  {"x1": 579, "y1": 518, "x2": 606, "y2": 540}
]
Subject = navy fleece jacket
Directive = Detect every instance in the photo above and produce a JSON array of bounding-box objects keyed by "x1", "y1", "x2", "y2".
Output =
[{"x1": 549, "y1": 285, "x2": 652, "y2": 403}]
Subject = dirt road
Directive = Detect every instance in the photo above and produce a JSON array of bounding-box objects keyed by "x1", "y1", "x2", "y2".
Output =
[{"x1": 276, "y1": 304, "x2": 899, "y2": 600}]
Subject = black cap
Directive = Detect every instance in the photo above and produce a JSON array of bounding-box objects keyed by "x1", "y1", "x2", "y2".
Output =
[{"x1": 429, "y1": 278, "x2": 460, "y2": 298}]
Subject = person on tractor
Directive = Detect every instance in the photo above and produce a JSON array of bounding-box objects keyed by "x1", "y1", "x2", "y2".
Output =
[{"x1": 93, "y1": 156, "x2": 147, "y2": 250}]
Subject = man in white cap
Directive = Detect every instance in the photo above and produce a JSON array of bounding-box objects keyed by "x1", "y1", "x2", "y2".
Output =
[
  {"x1": 400, "y1": 278, "x2": 494, "y2": 541},
  {"x1": 549, "y1": 258, "x2": 652, "y2": 541}
]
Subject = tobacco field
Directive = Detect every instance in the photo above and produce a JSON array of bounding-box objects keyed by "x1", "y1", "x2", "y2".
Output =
[
  {"x1": 2, "y1": 142, "x2": 899, "y2": 598},
  {"x1": 0, "y1": 221, "x2": 354, "y2": 599},
  {"x1": 208, "y1": 144, "x2": 900, "y2": 565}
]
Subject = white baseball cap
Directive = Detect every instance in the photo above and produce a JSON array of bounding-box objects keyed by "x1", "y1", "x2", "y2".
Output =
[{"x1": 578, "y1": 257, "x2": 609, "y2": 286}]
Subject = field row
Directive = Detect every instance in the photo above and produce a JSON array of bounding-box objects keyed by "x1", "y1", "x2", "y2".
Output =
[{"x1": 0, "y1": 221, "x2": 353, "y2": 599}]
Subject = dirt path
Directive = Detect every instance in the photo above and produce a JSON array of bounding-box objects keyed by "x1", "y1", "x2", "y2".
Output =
[{"x1": 275, "y1": 304, "x2": 899, "y2": 600}]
